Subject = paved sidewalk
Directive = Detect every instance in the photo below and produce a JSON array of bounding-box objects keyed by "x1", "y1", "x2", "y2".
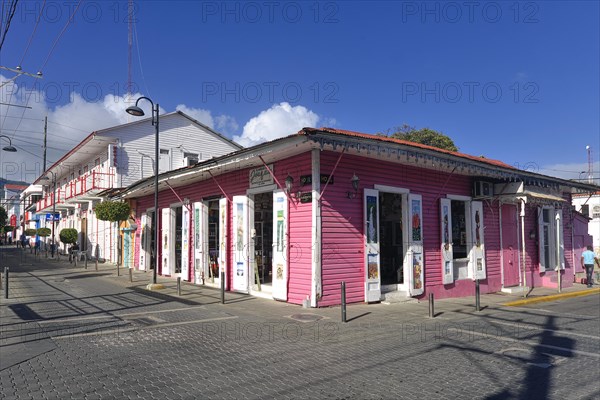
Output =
[
  {"x1": 1, "y1": 246, "x2": 599, "y2": 400},
  {"x1": 3, "y1": 246, "x2": 599, "y2": 325}
]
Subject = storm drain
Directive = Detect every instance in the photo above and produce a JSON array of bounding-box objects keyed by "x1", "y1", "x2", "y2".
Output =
[
  {"x1": 499, "y1": 347, "x2": 559, "y2": 369},
  {"x1": 288, "y1": 313, "x2": 324, "y2": 323}
]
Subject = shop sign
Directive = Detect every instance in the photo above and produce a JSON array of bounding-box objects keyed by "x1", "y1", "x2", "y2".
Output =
[
  {"x1": 298, "y1": 192, "x2": 312, "y2": 204},
  {"x1": 249, "y1": 165, "x2": 274, "y2": 188},
  {"x1": 46, "y1": 212, "x2": 60, "y2": 222},
  {"x1": 300, "y1": 174, "x2": 334, "y2": 186}
]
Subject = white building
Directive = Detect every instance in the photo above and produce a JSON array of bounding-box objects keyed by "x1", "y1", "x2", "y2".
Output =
[
  {"x1": 29, "y1": 111, "x2": 242, "y2": 260},
  {"x1": 2, "y1": 184, "x2": 27, "y2": 242},
  {"x1": 572, "y1": 190, "x2": 600, "y2": 253}
]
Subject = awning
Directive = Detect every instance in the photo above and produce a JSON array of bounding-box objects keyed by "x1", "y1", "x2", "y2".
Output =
[
  {"x1": 497, "y1": 188, "x2": 566, "y2": 205},
  {"x1": 521, "y1": 190, "x2": 566, "y2": 203}
]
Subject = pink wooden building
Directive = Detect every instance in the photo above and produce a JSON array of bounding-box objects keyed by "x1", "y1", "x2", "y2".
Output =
[{"x1": 117, "y1": 128, "x2": 598, "y2": 307}]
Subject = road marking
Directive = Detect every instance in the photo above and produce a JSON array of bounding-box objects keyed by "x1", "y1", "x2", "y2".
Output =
[
  {"x1": 500, "y1": 306, "x2": 598, "y2": 320},
  {"x1": 490, "y1": 320, "x2": 600, "y2": 340},
  {"x1": 51, "y1": 315, "x2": 238, "y2": 340},
  {"x1": 37, "y1": 305, "x2": 210, "y2": 324},
  {"x1": 452, "y1": 328, "x2": 600, "y2": 359}
]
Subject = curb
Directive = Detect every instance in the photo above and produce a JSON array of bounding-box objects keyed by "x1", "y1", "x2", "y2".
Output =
[{"x1": 503, "y1": 287, "x2": 600, "y2": 306}]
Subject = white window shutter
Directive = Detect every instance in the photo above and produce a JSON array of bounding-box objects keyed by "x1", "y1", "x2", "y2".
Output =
[
  {"x1": 364, "y1": 189, "x2": 381, "y2": 302},
  {"x1": 440, "y1": 198, "x2": 454, "y2": 284},
  {"x1": 232, "y1": 195, "x2": 249, "y2": 293},
  {"x1": 407, "y1": 194, "x2": 424, "y2": 296},
  {"x1": 555, "y1": 209, "x2": 565, "y2": 270},
  {"x1": 537, "y1": 207, "x2": 546, "y2": 272},
  {"x1": 471, "y1": 201, "x2": 486, "y2": 280}
]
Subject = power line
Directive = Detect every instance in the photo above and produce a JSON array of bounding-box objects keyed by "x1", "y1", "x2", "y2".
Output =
[{"x1": 0, "y1": 0, "x2": 18, "y2": 51}]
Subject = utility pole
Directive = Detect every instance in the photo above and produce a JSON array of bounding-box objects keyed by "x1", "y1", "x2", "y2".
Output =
[{"x1": 43, "y1": 116, "x2": 48, "y2": 171}]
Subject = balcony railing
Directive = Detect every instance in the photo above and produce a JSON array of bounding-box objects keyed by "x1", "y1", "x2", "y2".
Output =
[
  {"x1": 35, "y1": 188, "x2": 65, "y2": 212},
  {"x1": 36, "y1": 167, "x2": 115, "y2": 212}
]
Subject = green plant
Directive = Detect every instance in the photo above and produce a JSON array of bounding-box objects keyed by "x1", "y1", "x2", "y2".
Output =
[
  {"x1": 59, "y1": 228, "x2": 78, "y2": 244},
  {"x1": 37, "y1": 227, "x2": 51, "y2": 237},
  {"x1": 95, "y1": 201, "x2": 131, "y2": 222},
  {"x1": 25, "y1": 228, "x2": 37, "y2": 236}
]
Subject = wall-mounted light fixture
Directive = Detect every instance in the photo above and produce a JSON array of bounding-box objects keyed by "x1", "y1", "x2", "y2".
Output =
[
  {"x1": 285, "y1": 174, "x2": 294, "y2": 195},
  {"x1": 347, "y1": 173, "x2": 360, "y2": 199},
  {"x1": 284, "y1": 174, "x2": 301, "y2": 203},
  {"x1": 529, "y1": 230, "x2": 536, "y2": 240}
]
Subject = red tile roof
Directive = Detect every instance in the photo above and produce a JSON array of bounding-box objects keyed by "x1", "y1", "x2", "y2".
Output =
[
  {"x1": 4, "y1": 184, "x2": 28, "y2": 191},
  {"x1": 300, "y1": 127, "x2": 516, "y2": 170}
]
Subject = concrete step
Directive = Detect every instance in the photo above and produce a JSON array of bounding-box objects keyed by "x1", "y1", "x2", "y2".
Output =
[
  {"x1": 501, "y1": 285, "x2": 530, "y2": 294},
  {"x1": 381, "y1": 290, "x2": 417, "y2": 304}
]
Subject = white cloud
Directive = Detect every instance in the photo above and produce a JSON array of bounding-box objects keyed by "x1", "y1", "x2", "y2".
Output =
[
  {"x1": 214, "y1": 115, "x2": 239, "y2": 136},
  {"x1": 234, "y1": 102, "x2": 320, "y2": 147},
  {"x1": 0, "y1": 76, "x2": 326, "y2": 184},
  {"x1": 0, "y1": 76, "x2": 148, "y2": 182},
  {"x1": 175, "y1": 104, "x2": 239, "y2": 136}
]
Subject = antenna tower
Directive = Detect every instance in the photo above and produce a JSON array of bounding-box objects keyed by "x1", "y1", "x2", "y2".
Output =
[
  {"x1": 127, "y1": 0, "x2": 133, "y2": 98},
  {"x1": 587, "y1": 145, "x2": 593, "y2": 184}
]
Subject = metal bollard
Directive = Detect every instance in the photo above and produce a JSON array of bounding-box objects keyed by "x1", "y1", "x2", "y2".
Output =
[
  {"x1": 177, "y1": 277, "x2": 181, "y2": 296},
  {"x1": 129, "y1": 267, "x2": 133, "y2": 282},
  {"x1": 220, "y1": 271, "x2": 225, "y2": 304},
  {"x1": 428, "y1": 292, "x2": 435, "y2": 318},
  {"x1": 74, "y1": 254, "x2": 78, "y2": 268},
  {"x1": 84, "y1": 254, "x2": 88, "y2": 269},
  {"x1": 341, "y1": 281, "x2": 347, "y2": 323},
  {"x1": 95, "y1": 258, "x2": 98, "y2": 271},
  {"x1": 475, "y1": 279, "x2": 481, "y2": 312},
  {"x1": 117, "y1": 264, "x2": 120, "y2": 276},
  {"x1": 3, "y1": 267, "x2": 8, "y2": 299}
]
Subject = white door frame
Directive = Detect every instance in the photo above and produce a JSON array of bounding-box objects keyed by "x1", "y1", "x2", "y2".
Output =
[
  {"x1": 374, "y1": 185, "x2": 410, "y2": 293},
  {"x1": 246, "y1": 184, "x2": 277, "y2": 298}
]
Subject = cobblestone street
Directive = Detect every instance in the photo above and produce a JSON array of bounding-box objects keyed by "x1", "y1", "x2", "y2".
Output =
[{"x1": 1, "y1": 248, "x2": 599, "y2": 399}]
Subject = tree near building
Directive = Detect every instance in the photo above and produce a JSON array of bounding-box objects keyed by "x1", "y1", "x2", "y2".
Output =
[
  {"x1": 24, "y1": 228, "x2": 37, "y2": 237},
  {"x1": 381, "y1": 125, "x2": 458, "y2": 152},
  {"x1": 94, "y1": 201, "x2": 131, "y2": 223},
  {"x1": 0, "y1": 206, "x2": 7, "y2": 243},
  {"x1": 0, "y1": 205, "x2": 7, "y2": 230},
  {"x1": 59, "y1": 228, "x2": 78, "y2": 245},
  {"x1": 37, "y1": 227, "x2": 51, "y2": 237}
]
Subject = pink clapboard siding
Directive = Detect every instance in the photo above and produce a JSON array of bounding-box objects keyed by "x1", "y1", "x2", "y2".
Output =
[
  {"x1": 133, "y1": 152, "x2": 315, "y2": 299},
  {"x1": 271, "y1": 153, "x2": 313, "y2": 305},
  {"x1": 318, "y1": 151, "x2": 505, "y2": 306}
]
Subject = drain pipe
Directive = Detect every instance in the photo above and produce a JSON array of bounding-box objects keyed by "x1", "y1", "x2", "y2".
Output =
[{"x1": 520, "y1": 198, "x2": 528, "y2": 297}]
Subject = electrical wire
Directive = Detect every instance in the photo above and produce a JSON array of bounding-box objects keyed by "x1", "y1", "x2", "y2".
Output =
[
  {"x1": 3, "y1": 0, "x2": 82, "y2": 142},
  {"x1": 18, "y1": 0, "x2": 46, "y2": 66},
  {"x1": 37, "y1": 0, "x2": 82, "y2": 72},
  {"x1": 0, "y1": 0, "x2": 18, "y2": 52}
]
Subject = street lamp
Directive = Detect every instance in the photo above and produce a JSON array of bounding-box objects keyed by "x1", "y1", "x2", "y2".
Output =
[
  {"x1": 126, "y1": 97, "x2": 161, "y2": 288},
  {"x1": 0, "y1": 135, "x2": 17, "y2": 152},
  {"x1": 41, "y1": 171, "x2": 57, "y2": 257}
]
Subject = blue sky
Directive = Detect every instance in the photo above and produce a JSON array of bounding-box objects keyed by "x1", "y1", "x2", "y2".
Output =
[{"x1": 1, "y1": 0, "x2": 599, "y2": 183}]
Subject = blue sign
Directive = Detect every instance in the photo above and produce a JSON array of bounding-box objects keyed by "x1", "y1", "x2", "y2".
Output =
[{"x1": 46, "y1": 213, "x2": 60, "y2": 222}]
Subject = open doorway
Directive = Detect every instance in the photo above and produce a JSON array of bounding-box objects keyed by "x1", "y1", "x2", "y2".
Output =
[
  {"x1": 379, "y1": 192, "x2": 404, "y2": 289},
  {"x1": 174, "y1": 206, "x2": 183, "y2": 274},
  {"x1": 252, "y1": 192, "x2": 273, "y2": 292},
  {"x1": 207, "y1": 199, "x2": 221, "y2": 283}
]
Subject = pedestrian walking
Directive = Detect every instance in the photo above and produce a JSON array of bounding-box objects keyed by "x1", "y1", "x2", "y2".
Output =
[{"x1": 581, "y1": 245, "x2": 599, "y2": 288}]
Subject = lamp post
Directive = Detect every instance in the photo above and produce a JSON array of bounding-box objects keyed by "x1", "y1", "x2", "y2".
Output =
[
  {"x1": 1, "y1": 135, "x2": 17, "y2": 244},
  {"x1": 42, "y1": 171, "x2": 57, "y2": 257},
  {"x1": 126, "y1": 97, "x2": 161, "y2": 288}
]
